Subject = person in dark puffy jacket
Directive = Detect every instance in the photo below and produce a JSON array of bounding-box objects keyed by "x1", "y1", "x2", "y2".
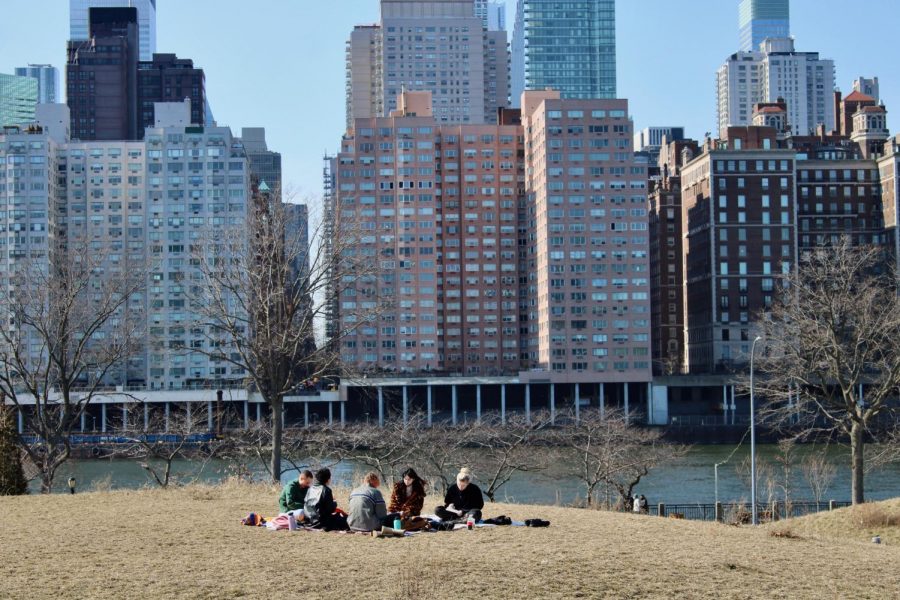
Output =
[
  {"x1": 303, "y1": 468, "x2": 348, "y2": 531},
  {"x1": 434, "y1": 467, "x2": 484, "y2": 522}
]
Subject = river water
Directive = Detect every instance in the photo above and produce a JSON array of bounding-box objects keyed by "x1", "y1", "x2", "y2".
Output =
[{"x1": 38, "y1": 444, "x2": 900, "y2": 506}]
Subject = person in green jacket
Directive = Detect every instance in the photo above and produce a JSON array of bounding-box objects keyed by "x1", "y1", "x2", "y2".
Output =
[{"x1": 278, "y1": 469, "x2": 313, "y2": 514}]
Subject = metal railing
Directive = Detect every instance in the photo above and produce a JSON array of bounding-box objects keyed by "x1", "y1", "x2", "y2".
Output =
[{"x1": 648, "y1": 500, "x2": 852, "y2": 522}]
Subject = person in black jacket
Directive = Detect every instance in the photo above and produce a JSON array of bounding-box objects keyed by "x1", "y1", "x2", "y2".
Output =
[
  {"x1": 303, "y1": 468, "x2": 348, "y2": 531},
  {"x1": 434, "y1": 467, "x2": 484, "y2": 522}
]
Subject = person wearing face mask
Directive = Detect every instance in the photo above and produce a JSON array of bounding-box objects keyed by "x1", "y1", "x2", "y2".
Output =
[{"x1": 434, "y1": 467, "x2": 484, "y2": 523}]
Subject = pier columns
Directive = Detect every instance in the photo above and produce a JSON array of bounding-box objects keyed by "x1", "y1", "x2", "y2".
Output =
[
  {"x1": 501, "y1": 384, "x2": 506, "y2": 424},
  {"x1": 122, "y1": 403, "x2": 128, "y2": 431},
  {"x1": 80, "y1": 409, "x2": 85, "y2": 433},
  {"x1": 624, "y1": 383, "x2": 630, "y2": 424},
  {"x1": 328, "y1": 401, "x2": 333, "y2": 426},
  {"x1": 550, "y1": 384, "x2": 556, "y2": 424},
  {"x1": 402, "y1": 387, "x2": 408, "y2": 425},
  {"x1": 452, "y1": 385, "x2": 458, "y2": 425},
  {"x1": 378, "y1": 387, "x2": 384, "y2": 427},
  {"x1": 101, "y1": 403, "x2": 107, "y2": 433},
  {"x1": 476, "y1": 384, "x2": 482, "y2": 423},
  {"x1": 647, "y1": 382, "x2": 653, "y2": 424},
  {"x1": 243, "y1": 401, "x2": 249, "y2": 429},
  {"x1": 574, "y1": 383, "x2": 580, "y2": 424},
  {"x1": 525, "y1": 384, "x2": 531, "y2": 423},
  {"x1": 304, "y1": 402, "x2": 309, "y2": 428},
  {"x1": 426, "y1": 386, "x2": 432, "y2": 426},
  {"x1": 144, "y1": 402, "x2": 149, "y2": 431},
  {"x1": 730, "y1": 386, "x2": 736, "y2": 425},
  {"x1": 599, "y1": 383, "x2": 605, "y2": 419},
  {"x1": 164, "y1": 402, "x2": 170, "y2": 432},
  {"x1": 256, "y1": 402, "x2": 261, "y2": 424},
  {"x1": 340, "y1": 401, "x2": 345, "y2": 426},
  {"x1": 207, "y1": 400, "x2": 214, "y2": 431}
]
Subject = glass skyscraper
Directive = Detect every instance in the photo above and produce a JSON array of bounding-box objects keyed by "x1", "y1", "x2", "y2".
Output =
[
  {"x1": 738, "y1": 0, "x2": 790, "y2": 51},
  {"x1": 14, "y1": 65, "x2": 60, "y2": 104},
  {"x1": 513, "y1": 0, "x2": 617, "y2": 101},
  {"x1": 69, "y1": 0, "x2": 157, "y2": 61},
  {"x1": 0, "y1": 73, "x2": 39, "y2": 127}
]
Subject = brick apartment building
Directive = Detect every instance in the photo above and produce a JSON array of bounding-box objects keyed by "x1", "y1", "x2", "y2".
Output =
[{"x1": 332, "y1": 90, "x2": 652, "y2": 391}]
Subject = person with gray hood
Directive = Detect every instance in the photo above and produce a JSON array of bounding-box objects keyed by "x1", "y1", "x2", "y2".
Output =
[{"x1": 347, "y1": 472, "x2": 392, "y2": 532}]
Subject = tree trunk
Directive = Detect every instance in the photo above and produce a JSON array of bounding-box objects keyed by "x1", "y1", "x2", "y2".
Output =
[
  {"x1": 850, "y1": 420, "x2": 865, "y2": 504},
  {"x1": 270, "y1": 396, "x2": 283, "y2": 484}
]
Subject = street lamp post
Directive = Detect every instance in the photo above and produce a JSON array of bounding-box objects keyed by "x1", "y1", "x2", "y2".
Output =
[{"x1": 750, "y1": 335, "x2": 762, "y2": 526}]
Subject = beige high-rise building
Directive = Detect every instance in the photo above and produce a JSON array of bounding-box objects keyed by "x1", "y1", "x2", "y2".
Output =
[{"x1": 345, "y1": 0, "x2": 509, "y2": 130}]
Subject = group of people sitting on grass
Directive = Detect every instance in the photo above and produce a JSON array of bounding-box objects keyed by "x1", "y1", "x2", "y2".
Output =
[{"x1": 276, "y1": 466, "x2": 489, "y2": 534}]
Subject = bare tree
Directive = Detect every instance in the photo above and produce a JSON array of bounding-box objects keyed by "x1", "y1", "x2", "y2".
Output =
[
  {"x1": 224, "y1": 420, "x2": 345, "y2": 482},
  {"x1": 116, "y1": 403, "x2": 221, "y2": 488},
  {"x1": 755, "y1": 239, "x2": 900, "y2": 504},
  {"x1": 802, "y1": 449, "x2": 837, "y2": 510},
  {"x1": 0, "y1": 242, "x2": 144, "y2": 492},
  {"x1": 189, "y1": 184, "x2": 382, "y2": 482},
  {"x1": 771, "y1": 438, "x2": 798, "y2": 508},
  {"x1": 552, "y1": 408, "x2": 688, "y2": 508},
  {"x1": 468, "y1": 412, "x2": 554, "y2": 502},
  {"x1": 325, "y1": 416, "x2": 423, "y2": 485}
]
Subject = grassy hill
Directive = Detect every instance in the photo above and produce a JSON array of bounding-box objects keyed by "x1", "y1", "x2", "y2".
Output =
[
  {"x1": 1, "y1": 482, "x2": 898, "y2": 599},
  {"x1": 767, "y1": 498, "x2": 900, "y2": 546}
]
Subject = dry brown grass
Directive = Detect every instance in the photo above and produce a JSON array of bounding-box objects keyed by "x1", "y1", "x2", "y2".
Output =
[
  {"x1": 770, "y1": 498, "x2": 900, "y2": 547},
  {"x1": 2, "y1": 482, "x2": 900, "y2": 599}
]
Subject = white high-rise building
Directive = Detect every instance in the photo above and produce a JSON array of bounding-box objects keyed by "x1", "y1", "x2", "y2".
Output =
[
  {"x1": 345, "y1": 0, "x2": 510, "y2": 128},
  {"x1": 69, "y1": 0, "x2": 157, "y2": 61},
  {"x1": 0, "y1": 103, "x2": 252, "y2": 390},
  {"x1": 14, "y1": 65, "x2": 60, "y2": 104},
  {"x1": 717, "y1": 38, "x2": 835, "y2": 137},
  {"x1": 853, "y1": 77, "x2": 880, "y2": 103}
]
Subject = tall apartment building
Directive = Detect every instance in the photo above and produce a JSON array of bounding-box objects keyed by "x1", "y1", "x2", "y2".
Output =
[
  {"x1": 333, "y1": 89, "x2": 651, "y2": 387},
  {"x1": 738, "y1": 0, "x2": 790, "y2": 52},
  {"x1": 0, "y1": 74, "x2": 39, "y2": 127},
  {"x1": 510, "y1": 1, "x2": 525, "y2": 108},
  {"x1": 335, "y1": 91, "x2": 523, "y2": 375},
  {"x1": 511, "y1": 0, "x2": 617, "y2": 103},
  {"x1": 67, "y1": 8, "x2": 207, "y2": 141},
  {"x1": 677, "y1": 97, "x2": 892, "y2": 374},
  {"x1": 70, "y1": 0, "x2": 157, "y2": 61},
  {"x1": 717, "y1": 37, "x2": 835, "y2": 137},
  {"x1": 647, "y1": 138, "x2": 698, "y2": 374},
  {"x1": 474, "y1": 0, "x2": 507, "y2": 31},
  {"x1": 241, "y1": 127, "x2": 282, "y2": 196},
  {"x1": 879, "y1": 136, "x2": 900, "y2": 270},
  {"x1": 14, "y1": 65, "x2": 60, "y2": 105},
  {"x1": 137, "y1": 54, "x2": 206, "y2": 135},
  {"x1": 521, "y1": 92, "x2": 651, "y2": 381},
  {"x1": 67, "y1": 7, "x2": 141, "y2": 141},
  {"x1": 345, "y1": 0, "x2": 510, "y2": 130},
  {"x1": 0, "y1": 102, "x2": 252, "y2": 390},
  {"x1": 680, "y1": 128, "x2": 796, "y2": 373},
  {"x1": 0, "y1": 123, "x2": 65, "y2": 374}
]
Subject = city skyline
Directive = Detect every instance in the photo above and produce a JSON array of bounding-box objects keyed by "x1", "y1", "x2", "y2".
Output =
[{"x1": 1, "y1": 0, "x2": 898, "y2": 204}]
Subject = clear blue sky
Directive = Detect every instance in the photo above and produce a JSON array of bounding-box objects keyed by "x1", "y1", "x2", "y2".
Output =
[{"x1": 1, "y1": 0, "x2": 897, "y2": 204}]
